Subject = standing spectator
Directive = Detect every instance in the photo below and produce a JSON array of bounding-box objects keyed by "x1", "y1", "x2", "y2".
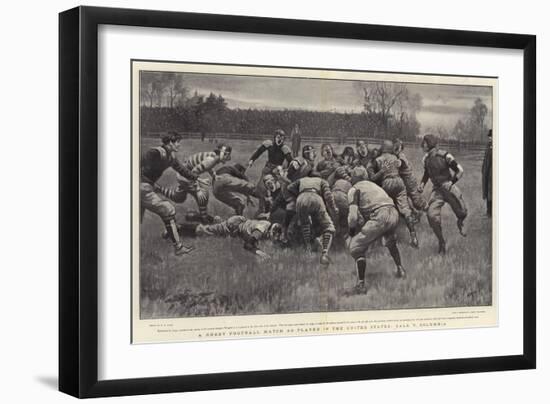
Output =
[
  {"x1": 290, "y1": 124, "x2": 302, "y2": 157},
  {"x1": 482, "y1": 129, "x2": 493, "y2": 217}
]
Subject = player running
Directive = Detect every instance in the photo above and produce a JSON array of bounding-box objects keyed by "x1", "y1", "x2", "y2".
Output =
[{"x1": 419, "y1": 134, "x2": 468, "y2": 254}]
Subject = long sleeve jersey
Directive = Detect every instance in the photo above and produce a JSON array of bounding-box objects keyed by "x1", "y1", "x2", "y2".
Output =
[
  {"x1": 249, "y1": 140, "x2": 292, "y2": 166},
  {"x1": 184, "y1": 151, "x2": 223, "y2": 176},
  {"x1": 141, "y1": 146, "x2": 196, "y2": 185}
]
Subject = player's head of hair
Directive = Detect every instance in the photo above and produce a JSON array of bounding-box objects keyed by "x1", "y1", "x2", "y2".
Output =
[
  {"x1": 381, "y1": 140, "x2": 395, "y2": 154},
  {"x1": 342, "y1": 146, "x2": 355, "y2": 158},
  {"x1": 351, "y1": 166, "x2": 369, "y2": 185},
  {"x1": 321, "y1": 143, "x2": 334, "y2": 158},
  {"x1": 488, "y1": 129, "x2": 493, "y2": 138},
  {"x1": 422, "y1": 134, "x2": 438, "y2": 150},
  {"x1": 161, "y1": 131, "x2": 182, "y2": 145}
]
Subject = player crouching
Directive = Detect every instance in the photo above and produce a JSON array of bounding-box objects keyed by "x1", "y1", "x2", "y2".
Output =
[
  {"x1": 286, "y1": 176, "x2": 338, "y2": 265},
  {"x1": 176, "y1": 215, "x2": 284, "y2": 260},
  {"x1": 347, "y1": 167, "x2": 406, "y2": 294}
]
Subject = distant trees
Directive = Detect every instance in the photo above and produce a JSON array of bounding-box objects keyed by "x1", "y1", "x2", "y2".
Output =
[
  {"x1": 451, "y1": 98, "x2": 490, "y2": 143},
  {"x1": 139, "y1": 71, "x2": 489, "y2": 144},
  {"x1": 140, "y1": 72, "x2": 188, "y2": 108},
  {"x1": 360, "y1": 82, "x2": 422, "y2": 140}
]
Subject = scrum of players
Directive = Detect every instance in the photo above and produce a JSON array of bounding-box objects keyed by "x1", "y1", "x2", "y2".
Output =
[{"x1": 141, "y1": 128, "x2": 468, "y2": 293}]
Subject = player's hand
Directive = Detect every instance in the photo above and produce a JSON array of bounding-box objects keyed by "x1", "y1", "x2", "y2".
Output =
[
  {"x1": 255, "y1": 250, "x2": 271, "y2": 260},
  {"x1": 348, "y1": 213, "x2": 358, "y2": 231},
  {"x1": 418, "y1": 183, "x2": 424, "y2": 193},
  {"x1": 196, "y1": 190, "x2": 208, "y2": 205},
  {"x1": 247, "y1": 160, "x2": 254, "y2": 169}
]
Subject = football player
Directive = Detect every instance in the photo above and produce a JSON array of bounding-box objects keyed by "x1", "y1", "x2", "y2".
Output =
[
  {"x1": 287, "y1": 144, "x2": 318, "y2": 182},
  {"x1": 140, "y1": 132, "x2": 196, "y2": 255},
  {"x1": 177, "y1": 215, "x2": 284, "y2": 260},
  {"x1": 156, "y1": 143, "x2": 232, "y2": 223},
  {"x1": 248, "y1": 129, "x2": 293, "y2": 215},
  {"x1": 286, "y1": 177, "x2": 338, "y2": 265},
  {"x1": 393, "y1": 138, "x2": 428, "y2": 215},
  {"x1": 212, "y1": 163, "x2": 257, "y2": 216},
  {"x1": 419, "y1": 134, "x2": 468, "y2": 254},
  {"x1": 367, "y1": 140, "x2": 419, "y2": 248}
]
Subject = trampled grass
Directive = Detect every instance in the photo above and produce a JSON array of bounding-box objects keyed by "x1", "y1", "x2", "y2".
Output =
[{"x1": 139, "y1": 137, "x2": 493, "y2": 319}]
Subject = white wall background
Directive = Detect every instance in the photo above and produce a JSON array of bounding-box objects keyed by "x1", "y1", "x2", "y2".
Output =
[{"x1": 0, "y1": 0, "x2": 545, "y2": 402}]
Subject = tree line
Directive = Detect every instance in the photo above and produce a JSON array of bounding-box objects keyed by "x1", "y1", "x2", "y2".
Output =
[{"x1": 140, "y1": 72, "x2": 489, "y2": 144}]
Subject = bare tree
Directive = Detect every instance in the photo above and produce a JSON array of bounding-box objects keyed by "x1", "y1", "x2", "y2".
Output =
[
  {"x1": 362, "y1": 82, "x2": 409, "y2": 137},
  {"x1": 140, "y1": 73, "x2": 155, "y2": 108},
  {"x1": 162, "y1": 72, "x2": 187, "y2": 108}
]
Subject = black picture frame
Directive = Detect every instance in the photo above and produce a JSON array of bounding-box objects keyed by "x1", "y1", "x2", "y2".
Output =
[{"x1": 59, "y1": 5, "x2": 536, "y2": 398}]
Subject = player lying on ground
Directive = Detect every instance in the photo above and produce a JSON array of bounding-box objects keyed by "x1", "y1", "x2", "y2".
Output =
[
  {"x1": 175, "y1": 215, "x2": 284, "y2": 260},
  {"x1": 419, "y1": 134, "x2": 468, "y2": 254},
  {"x1": 140, "y1": 132, "x2": 196, "y2": 256},
  {"x1": 347, "y1": 167, "x2": 406, "y2": 294}
]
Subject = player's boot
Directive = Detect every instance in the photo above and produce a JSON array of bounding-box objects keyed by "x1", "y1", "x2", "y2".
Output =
[
  {"x1": 174, "y1": 242, "x2": 195, "y2": 256},
  {"x1": 410, "y1": 232, "x2": 419, "y2": 249},
  {"x1": 354, "y1": 280, "x2": 368, "y2": 294},
  {"x1": 457, "y1": 218, "x2": 467, "y2": 237},
  {"x1": 320, "y1": 232, "x2": 333, "y2": 265},
  {"x1": 164, "y1": 219, "x2": 194, "y2": 256},
  {"x1": 395, "y1": 265, "x2": 407, "y2": 279},
  {"x1": 354, "y1": 257, "x2": 367, "y2": 293}
]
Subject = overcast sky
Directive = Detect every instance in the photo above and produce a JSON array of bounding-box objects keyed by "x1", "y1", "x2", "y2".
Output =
[{"x1": 162, "y1": 72, "x2": 493, "y2": 131}]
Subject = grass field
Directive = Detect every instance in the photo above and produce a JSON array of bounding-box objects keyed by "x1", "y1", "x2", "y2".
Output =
[{"x1": 139, "y1": 137, "x2": 492, "y2": 319}]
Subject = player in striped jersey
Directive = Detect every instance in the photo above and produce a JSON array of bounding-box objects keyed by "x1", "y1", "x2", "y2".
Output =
[{"x1": 156, "y1": 144, "x2": 232, "y2": 223}]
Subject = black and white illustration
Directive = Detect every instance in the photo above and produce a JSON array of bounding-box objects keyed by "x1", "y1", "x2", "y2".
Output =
[{"x1": 132, "y1": 61, "x2": 496, "y2": 342}]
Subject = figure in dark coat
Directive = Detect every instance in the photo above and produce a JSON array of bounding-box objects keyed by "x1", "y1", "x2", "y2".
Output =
[{"x1": 482, "y1": 129, "x2": 493, "y2": 217}]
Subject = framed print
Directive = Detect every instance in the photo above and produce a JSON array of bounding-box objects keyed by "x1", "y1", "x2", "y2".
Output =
[{"x1": 59, "y1": 6, "x2": 536, "y2": 398}]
